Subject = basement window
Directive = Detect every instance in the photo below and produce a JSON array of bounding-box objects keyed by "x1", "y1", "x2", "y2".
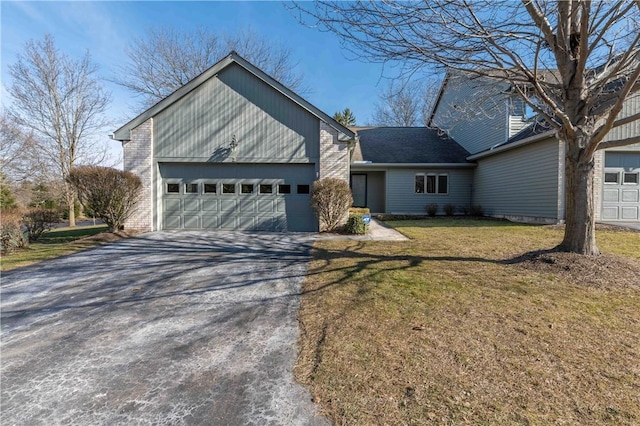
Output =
[
  {"x1": 623, "y1": 172, "x2": 638, "y2": 184},
  {"x1": 604, "y1": 172, "x2": 619, "y2": 184}
]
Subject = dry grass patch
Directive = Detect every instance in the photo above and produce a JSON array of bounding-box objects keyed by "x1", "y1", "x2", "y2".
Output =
[{"x1": 296, "y1": 220, "x2": 640, "y2": 425}]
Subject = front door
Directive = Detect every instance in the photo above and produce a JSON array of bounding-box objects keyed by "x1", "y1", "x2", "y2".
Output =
[{"x1": 351, "y1": 174, "x2": 367, "y2": 208}]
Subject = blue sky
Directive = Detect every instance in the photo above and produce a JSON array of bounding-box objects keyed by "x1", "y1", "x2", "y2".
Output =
[{"x1": 1, "y1": 1, "x2": 416, "y2": 164}]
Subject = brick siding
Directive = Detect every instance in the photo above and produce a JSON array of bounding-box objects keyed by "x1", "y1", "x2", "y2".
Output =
[{"x1": 123, "y1": 118, "x2": 153, "y2": 231}]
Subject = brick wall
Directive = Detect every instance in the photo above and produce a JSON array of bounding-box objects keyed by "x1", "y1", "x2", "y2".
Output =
[
  {"x1": 319, "y1": 122, "x2": 350, "y2": 182},
  {"x1": 123, "y1": 118, "x2": 153, "y2": 231}
]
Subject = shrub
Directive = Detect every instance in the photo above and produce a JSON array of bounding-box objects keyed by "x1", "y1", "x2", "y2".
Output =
[
  {"x1": 23, "y1": 208, "x2": 60, "y2": 242},
  {"x1": 349, "y1": 207, "x2": 370, "y2": 215},
  {"x1": 444, "y1": 203, "x2": 456, "y2": 216},
  {"x1": 345, "y1": 215, "x2": 366, "y2": 234},
  {"x1": 0, "y1": 176, "x2": 17, "y2": 210},
  {"x1": 469, "y1": 204, "x2": 484, "y2": 216},
  {"x1": 426, "y1": 203, "x2": 438, "y2": 217},
  {"x1": 311, "y1": 178, "x2": 353, "y2": 232},
  {"x1": 67, "y1": 166, "x2": 142, "y2": 232},
  {"x1": 0, "y1": 209, "x2": 27, "y2": 253}
]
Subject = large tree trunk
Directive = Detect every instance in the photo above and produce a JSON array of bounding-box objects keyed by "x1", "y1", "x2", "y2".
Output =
[
  {"x1": 558, "y1": 142, "x2": 599, "y2": 255},
  {"x1": 66, "y1": 189, "x2": 76, "y2": 227}
]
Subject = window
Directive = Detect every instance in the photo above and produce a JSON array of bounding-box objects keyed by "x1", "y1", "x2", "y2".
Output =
[
  {"x1": 185, "y1": 183, "x2": 199, "y2": 194},
  {"x1": 623, "y1": 172, "x2": 638, "y2": 184},
  {"x1": 259, "y1": 184, "x2": 273, "y2": 194},
  {"x1": 437, "y1": 175, "x2": 449, "y2": 194},
  {"x1": 203, "y1": 183, "x2": 217, "y2": 194},
  {"x1": 415, "y1": 175, "x2": 425, "y2": 194},
  {"x1": 416, "y1": 174, "x2": 448, "y2": 194},
  {"x1": 297, "y1": 184, "x2": 310, "y2": 194},
  {"x1": 278, "y1": 184, "x2": 291, "y2": 194},
  {"x1": 166, "y1": 183, "x2": 180, "y2": 194},
  {"x1": 222, "y1": 184, "x2": 236, "y2": 194},
  {"x1": 241, "y1": 184, "x2": 254, "y2": 194},
  {"x1": 604, "y1": 172, "x2": 619, "y2": 184}
]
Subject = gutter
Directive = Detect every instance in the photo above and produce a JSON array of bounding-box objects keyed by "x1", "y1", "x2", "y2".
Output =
[{"x1": 467, "y1": 130, "x2": 555, "y2": 160}]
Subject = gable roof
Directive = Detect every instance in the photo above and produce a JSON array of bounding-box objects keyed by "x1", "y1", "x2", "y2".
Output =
[
  {"x1": 352, "y1": 127, "x2": 472, "y2": 164},
  {"x1": 113, "y1": 51, "x2": 355, "y2": 141}
]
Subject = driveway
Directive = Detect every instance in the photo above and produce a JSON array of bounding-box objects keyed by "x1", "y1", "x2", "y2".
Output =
[{"x1": 1, "y1": 231, "x2": 327, "y2": 425}]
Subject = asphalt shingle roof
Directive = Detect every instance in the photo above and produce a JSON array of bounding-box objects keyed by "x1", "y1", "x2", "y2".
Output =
[{"x1": 353, "y1": 127, "x2": 471, "y2": 164}]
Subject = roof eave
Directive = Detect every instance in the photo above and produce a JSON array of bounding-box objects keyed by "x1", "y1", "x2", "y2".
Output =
[
  {"x1": 351, "y1": 162, "x2": 476, "y2": 168},
  {"x1": 467, "y1": 130, "x2": 556, "y2": 160}
]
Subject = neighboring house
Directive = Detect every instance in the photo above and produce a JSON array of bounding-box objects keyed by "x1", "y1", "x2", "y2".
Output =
[{"x1": 113, "y1": 52, "x2": 355, "y2": 232}]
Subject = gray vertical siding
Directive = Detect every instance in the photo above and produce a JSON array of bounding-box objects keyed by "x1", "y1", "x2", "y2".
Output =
[
  {"x1": 474, "y1": 138, "x2": 562, "y2": 220},
  {"x1": 154, "y1": 63, "x2": 319, "y2": 162},
  {"x1": 386, "y1": 168, "x2": 474, "y2": 214},
  {"x1": 432, "y1": 74, "x2": 510, "y2": 155}
]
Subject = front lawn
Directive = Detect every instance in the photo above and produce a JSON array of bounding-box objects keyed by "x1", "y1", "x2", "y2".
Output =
[
  {"x1": 1, "y1": 225, "x2": 108, "y2": 271},
  {"x1": 296, "y1": 220, "x2": 640, "y2": 425}
]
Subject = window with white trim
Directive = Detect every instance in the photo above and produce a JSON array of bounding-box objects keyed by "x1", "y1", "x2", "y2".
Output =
[
  {"x1": 185, "y1": 183, "x2": 199, "y2": 194},
  {"x1": 415, "y1": 173, "x2": 448, "y2": 194},
  {"x1": 604, "y1": 172, "x2": 619, "y2": 184},
  {"x1": 623, "y1": 172, "x2": 638, "y2": 184}
]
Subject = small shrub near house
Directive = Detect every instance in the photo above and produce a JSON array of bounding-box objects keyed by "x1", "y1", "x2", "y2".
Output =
[
  {"x1": 469, "y1": 204, "x2": 484, "y2": 216},
  {"x1": 444, "y1": 203, "x2": 456, "y2": 216},
  {"x1": 345, "y1": 215, "x2": 366, "y2": 234},
  {"x1": 0, "y1": 209, "x2": 28, "y2": 253},
  {"x1": 67, "y1": 166, "x2": 142, "y2": 232},
  {"x1": 426, "y1": 203, "x2": 438, "y2": 217},
  {"x1": 311, "y1": 178, "x2": 353, "y2": 232},
  {"x1": 23, "y1": 208, "x2": 60, "y2": 242}
]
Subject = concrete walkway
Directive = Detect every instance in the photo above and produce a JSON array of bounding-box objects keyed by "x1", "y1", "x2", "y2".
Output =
[
  {"x1": 1, "y1": 232, "x2": 327, "y2": 426},
  {"x1": 316, "y1": 218, "x2": 409, "y2": 241},
  {"x1": 599, "y1": 221, "x2": 640, "y2": 231}
]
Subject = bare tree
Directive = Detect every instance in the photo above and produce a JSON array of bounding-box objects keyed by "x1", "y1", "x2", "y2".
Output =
[
  {"x1": 372, "y1": 78, "x2": 439, "y2": 127},
  {"x1": 0, "y1": 113, "x2": 38, "y2": 183},
  {"x1": 7, "y1": 34, "x2": 111, "y2": 227},
  {"x1": 294, "y1": 0, "x2": 640, "y2": 255},
  {"x1": 113, "y1": 26, "x2": 305, "y2": 109}
]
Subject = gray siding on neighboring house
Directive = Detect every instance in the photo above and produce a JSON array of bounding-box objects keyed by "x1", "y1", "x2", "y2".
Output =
[
  {"x1": 431, "y1": 74, "x2": 510, "y2": 155},
  {"x1": 385, "y1": 168, "x2": 474, "y2": 214},
  {"x1": 603, "y1": 93, "x2": 640, "y2": 144},
  {"x1": 474, "y1": 138, "x2": 563, "y2": 220},
  {"x1": 154, "y1": 63, "x2": 320, "y2": 163}
]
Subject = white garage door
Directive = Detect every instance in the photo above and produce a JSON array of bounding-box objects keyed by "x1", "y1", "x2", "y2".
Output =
[
  {"x1": 601, "y1": 152, "x2": 640, "y2": 221},
  {"x1": 159, "y1": 163, "x2": 317, "y2": 231}
]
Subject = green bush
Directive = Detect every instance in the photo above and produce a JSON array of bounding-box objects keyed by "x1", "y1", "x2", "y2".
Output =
[
  {"x1": 311, "y1": 178, "x2": 353, "y2": 232},
  {"x1": 345, "y1": 215, "x2": 366, "y2": 234},
  {"x1": 349, "y1": 207, "x2": 370, "y2": 215},
  {"x1": 0, "y1": 209, "x2": 28, "y2": 253},
  {"x1": 23, "y1": 208, "x2": 60, "y2": 242},
  {"x1": 426, "y1": 203, "x2": 438, "y2": 217}
]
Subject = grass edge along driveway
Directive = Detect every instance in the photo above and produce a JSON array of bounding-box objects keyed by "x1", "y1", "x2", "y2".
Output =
[{"x1": 295, "y1": 219, "x2": 640, "y2": 425}]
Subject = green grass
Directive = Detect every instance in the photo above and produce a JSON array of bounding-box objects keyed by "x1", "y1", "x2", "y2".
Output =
[
  {"x1": 1, "y1": 225, "x2": 108, "y2": 271},
  {"x1": 296, "y1": 219, "x2": 640, "y2": 425}
]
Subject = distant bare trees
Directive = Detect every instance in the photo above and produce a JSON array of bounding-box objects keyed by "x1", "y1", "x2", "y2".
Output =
[
  {"x1": 7, "y1": 34, "x2": 111, "y2": 226},
  {"x1": 294, "y1": 0, "x2": 640, "y2": 255},
  {"x1": 114, "y1": 26, "x2": 305, "y2": 109},
  {"x1": 372, "y1": 78, "x2": 439, "y2": 127}
]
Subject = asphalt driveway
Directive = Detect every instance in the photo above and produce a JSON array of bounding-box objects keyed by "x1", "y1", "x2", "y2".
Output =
[{"x1": 1, "y1": 231, "x2": 327, "y2": 425}]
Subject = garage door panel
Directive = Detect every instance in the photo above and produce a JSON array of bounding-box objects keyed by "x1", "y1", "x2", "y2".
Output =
[
  {"x1": 621, "y1": 189, "x2": 639, "y2": 202},
  {"x1": 184, "y1": 198, "x2": 200, "y2": 212},
  {"x1": 202, "y1": 199, "x2": 218, "y2": 212},
  {"x1": 220, "y1": 199, "x2": 237, "y2": 212},
  {"x1": 239, "y1": 199, "x2": 255, "y2": 213},
  {"x1": 184, "y1": 215, "x2": 200, "y2": 229},
  {"x1": 255, "y1": 217, "x2": 276, "y2": 231},
  {"x1": 164, "y1": 215, "x2": 181, "y2": 229},
  {"x1": 164, "y1": 199, "x2": 181, "y2": 213},
  {"x1": 621, "y1": 206, "x2": 639, "y2": 220},
  {"x1": 603, "y1": 189, "x2": 619, "y2": 202},
  {"x1": 258, "y1": 199, "x2": 275, "y2": 213},
  {"x1": 202, "y1": 215, "x2": 219, "y2": 229},
  {"x1": 220, "y1": 214, "x2": 236, "y2": 229},
  {"x1": 238, "y1": 216, "x2": 255, "y2": 229}
]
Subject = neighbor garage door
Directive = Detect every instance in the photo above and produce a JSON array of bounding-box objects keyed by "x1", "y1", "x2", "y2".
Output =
[
  {"x1": 601, "y1": 152, "x2": 640, "y2": 221},
  {"x1": 159, "y1": 163, "x2": 317, "y2": 231}
]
